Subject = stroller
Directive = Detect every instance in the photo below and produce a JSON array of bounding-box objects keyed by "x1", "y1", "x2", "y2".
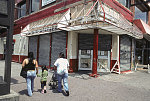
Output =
[{"x1": 48, "y1": 70, "x2": 58, "y2": 89}]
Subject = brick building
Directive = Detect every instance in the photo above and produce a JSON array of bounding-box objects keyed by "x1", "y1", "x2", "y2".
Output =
[{"x1": 0, "y1": 0, "x2": 150, "y2": 75}]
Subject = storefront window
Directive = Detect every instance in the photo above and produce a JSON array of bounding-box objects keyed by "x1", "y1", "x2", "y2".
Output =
[
  {"x1": 0, "y1": 29, "x2": 7, "y2": 83},
  {"x1": 135, "y1": 6, "x2": 148, "y2": 23},
  {"x1": 18, "y1": 2, "x2": 26, "y2": 18},
  {"x1": 30, "y1": 0, "x2": 40, "y2": 13}
]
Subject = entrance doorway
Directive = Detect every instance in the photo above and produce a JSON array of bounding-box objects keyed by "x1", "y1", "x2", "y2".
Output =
[
  {"x1": 78, "y1": 34, "x2": 112, "y2": 71},
  {"x1": 78, "y1": 50, "x2": 110, "y2": 72},
  {"x1": 78, "y1": 50, "x2": 93, "y2": 70},
  {"x1": 97, "y1": 51, "x2": 110, "y2": 72}
]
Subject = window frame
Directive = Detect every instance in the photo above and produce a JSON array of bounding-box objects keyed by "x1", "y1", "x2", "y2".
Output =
[
  {"x1": 134, "y1": 6, "x2": 148, "y2": 23},
  {"x1": 116, "y1": 0, "x2": 131, "y2": 9},
  {"x1": 29, "y1": 0, "x2": 40, "y2": 13},
  {"x1": 17, "y1": 0, "x2": 26, "y2": 18}
]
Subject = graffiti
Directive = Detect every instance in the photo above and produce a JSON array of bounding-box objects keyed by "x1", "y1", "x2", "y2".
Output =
[{"x1": 120, "y1": 51, "x2": 130, "y2": 60}]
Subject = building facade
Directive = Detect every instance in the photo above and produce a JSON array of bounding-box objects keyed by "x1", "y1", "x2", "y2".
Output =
[{"x1": 0, "y1": 0, "x2": 150, "y2": 75}]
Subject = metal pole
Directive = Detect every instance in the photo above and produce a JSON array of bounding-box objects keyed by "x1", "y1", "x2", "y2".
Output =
[
  {"x1": 90, "y1": 29, "x2": 99, "y2": 77},
  {"x1": 4, "y1": 0, "x2": 14, "y2": 94}
]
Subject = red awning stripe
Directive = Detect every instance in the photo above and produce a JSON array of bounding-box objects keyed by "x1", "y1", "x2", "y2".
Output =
[{"x1": 133, "y1": 19, "x2": 150, "y2": 35}]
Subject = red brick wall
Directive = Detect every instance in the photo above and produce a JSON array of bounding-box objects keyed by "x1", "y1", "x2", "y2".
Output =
[
  {"x1": 0, "y1": 54, "x2": 3, "y2": 60},
  {"x1": 12, "y1": 55, "x2": 19, "y2": 62},
  {"x1": 12, "y1": 55, "x2": 28, "y2": 63},
  {"x1": 20, "y1": 55, "x2": 28, "y2": 63},
  {"x1": 69, "y1": 59, "x2": 78, "y2": 72},
  {"x1": 148, "y1": 11, "x2": 150, "y2": 26}
]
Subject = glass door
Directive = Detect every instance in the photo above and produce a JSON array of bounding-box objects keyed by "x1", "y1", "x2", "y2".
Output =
[
  {"x1": 78, "y1": 50, "x2": 93, "y2": 70},
  {"x1": 97, "y1": 51, "x2": 110, "y2": 72}
]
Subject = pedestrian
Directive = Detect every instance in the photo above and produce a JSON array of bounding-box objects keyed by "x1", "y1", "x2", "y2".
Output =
[
  {"x1": 37, "y1": 65, "x2": 48, "y2": 94},
  {"x1": 22, "y1": 52, "x2": 38, "y2": 96},
  {"x1": 54, "y1": 52, "x2": 70, "y2": 96}
]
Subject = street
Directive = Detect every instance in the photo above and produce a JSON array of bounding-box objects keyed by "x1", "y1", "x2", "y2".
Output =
[{"x1": 8, "y1": 62, "x2": 150, "y2": 101}]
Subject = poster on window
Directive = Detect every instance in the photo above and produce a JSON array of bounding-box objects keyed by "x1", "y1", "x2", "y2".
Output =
[{"x1": 42, "y1": 0, "x2": 56, "y2": 6}]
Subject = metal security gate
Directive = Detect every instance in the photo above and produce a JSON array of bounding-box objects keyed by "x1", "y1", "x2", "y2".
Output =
[
  {"x1": 39, "y1": 34, "x2": 50, "y2": 66},
  {"x1": 51, "y1": 31, "x2": 67, "y2": 67},
  {"x1": 120, "y1": 35, "x2": 131, "y2": 71},
  {"x1": 29, "y1": 36, "x2": 38, "y2": 59}
]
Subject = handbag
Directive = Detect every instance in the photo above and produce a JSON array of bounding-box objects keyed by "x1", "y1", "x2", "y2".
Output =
[{"x1": 20, "y1": 67, "x2": 27, "y2": 78}]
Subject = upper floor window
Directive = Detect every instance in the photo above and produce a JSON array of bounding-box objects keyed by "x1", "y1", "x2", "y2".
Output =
[
  {"x1": 30, "y1": 0, "x2": 40, "y2": 13},
  {"x1": 117, "y1": 0, "x2": 130, "y2": 8},
  {"x1": 135, "y1": 6, "x2": 148, "y2": 23},
  {"x1": 42, "y1": 0, "x2": 56, "y2": 7},
  {"x1": 18, "y1": 1, "x2": 26, "y2": 18}
]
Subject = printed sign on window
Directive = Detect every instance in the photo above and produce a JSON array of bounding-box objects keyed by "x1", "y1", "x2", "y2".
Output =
[{"x1": 100, "y1": 51, "x2": 104, "y2": 56}]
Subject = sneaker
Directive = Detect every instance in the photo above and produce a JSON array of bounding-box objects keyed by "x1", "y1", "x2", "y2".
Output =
[
  {"x1": 66, "y1": 91, "x2": 69, "y2": 96},
  {"x1": 57, "y1": 90, "x2": 62, "y2": 93},
  {"x1": 41, "y1": 90, "x2": 44, "y2": 94},
  {"x1": 44, "y1": 90, "x2": 47, "y2": 93}
]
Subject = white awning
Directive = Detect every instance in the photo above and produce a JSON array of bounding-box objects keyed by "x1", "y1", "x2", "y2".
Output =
[
  {"x1": 21, "y1": 9, "x2": 70, "y2": 36},
  {"x1": 58, "y1": 0, "x2": 143, "y2": 39}
]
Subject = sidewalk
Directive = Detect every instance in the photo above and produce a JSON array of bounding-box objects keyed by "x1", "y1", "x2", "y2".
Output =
[{"x1": 8, "y1": 62, "x2": 150, "y2": 101}]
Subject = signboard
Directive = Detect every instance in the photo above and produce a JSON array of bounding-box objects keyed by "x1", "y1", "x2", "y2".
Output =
[
  {"x1": 42, "y1": 0, "x2": 56, "y2": 7},
  {"x1": 21, "y1": 25, "x2": 59, "y2": 36},
  {"x1": 0, "y1": 0, "x2": 7, "y2": 15}
]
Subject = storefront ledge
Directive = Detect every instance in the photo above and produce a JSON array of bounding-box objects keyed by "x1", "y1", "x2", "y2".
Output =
[
  {"x1": 121, "y1": 70, "x2": 132, "y2": 74},
  {"x1": 89, "y1": 73, "x2": 99, "y2": 78},
  {"x1": 0, "y1": 90, "x2": 19, "y2": 101},
  {"x1": 68, "y1": 69, "x2": 74, "y2": 73}
]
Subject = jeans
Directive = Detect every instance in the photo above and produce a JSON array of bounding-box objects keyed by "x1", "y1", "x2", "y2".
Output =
[
  {"x1": 26, "y1": 71, "x2": 36, "y2": 96},
  {"x1": 57, "y1": 73, "x2": 69, "y2": 92}
]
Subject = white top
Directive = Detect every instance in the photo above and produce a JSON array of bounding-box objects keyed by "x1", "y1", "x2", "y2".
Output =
[{"x1": 54, "y1": 58, "x2": 69, "y2": 75}]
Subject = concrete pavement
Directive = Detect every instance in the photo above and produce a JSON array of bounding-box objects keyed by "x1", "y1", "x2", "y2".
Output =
[{"x1": 2, "y1": 61, "x2": 150, "y2": 101}]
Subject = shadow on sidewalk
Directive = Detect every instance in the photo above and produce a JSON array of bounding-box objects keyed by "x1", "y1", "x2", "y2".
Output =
[
  {"x1": 11, "y1": 78, "x2": 26, "y2": 85},
  {"x1": 51, "y1": 88, "x2": 68, "y2": 96},
  {"x1": 18, "y1": 89, "x2": 28, "y2": 96},
  {"x1": 69, "y1": 70, "x2": 111, "y2": 79}
]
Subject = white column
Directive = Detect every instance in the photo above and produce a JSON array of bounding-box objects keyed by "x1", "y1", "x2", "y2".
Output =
[
  {"x1": 112, "y1": 35, "x2": 119, "y2": 61},
  {"x1": 67, "y1": 31, "x2": 78, "y2": 60}
]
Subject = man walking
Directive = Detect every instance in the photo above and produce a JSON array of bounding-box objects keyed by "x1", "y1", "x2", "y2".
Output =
[{"x1": 54, "y1": 52, "x2": 70, "y2": 96}]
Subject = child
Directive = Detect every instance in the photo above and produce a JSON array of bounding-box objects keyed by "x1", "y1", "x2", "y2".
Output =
[{"x1": 37, "y1": 65, "x2": 48, "y2": 94}]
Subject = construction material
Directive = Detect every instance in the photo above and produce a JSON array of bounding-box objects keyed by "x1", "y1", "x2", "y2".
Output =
[{"x1": 111, "y1": 60, "x2": 120, "y2": 74}]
